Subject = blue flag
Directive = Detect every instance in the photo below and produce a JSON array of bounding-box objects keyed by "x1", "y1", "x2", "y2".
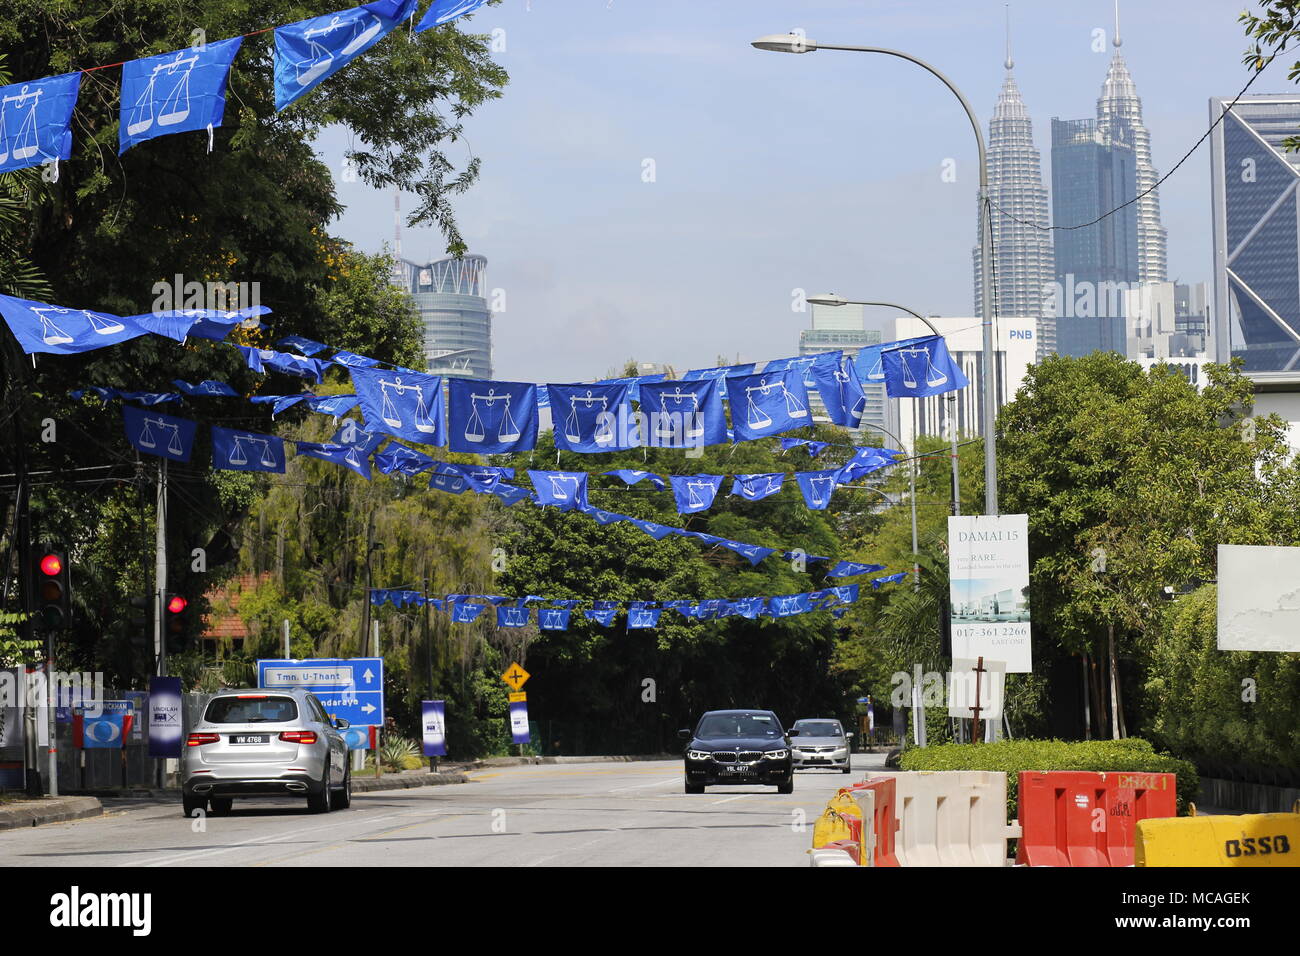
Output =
[
  {"x1": 827, "y1": 560, "x2": 885, "y2": 578},
  {"x1": 275, "y1": 1, "x2": 418, "y2": 112},
  {"x1": 0, "y1": 73, "x2": 80, "y2": 174},
  {"x1": 548, "y1": 383, "x2": 637, "y2": 453},
  {"x1": 528, "y1": 470, "x2": 588, "y2": 511},
  {"x1": 853, "y1": 335, "x2": 929, "y2": 386},
  {"x1": 350, "y1": 365, "x2": 446, "y2": 446},
  {"x1": 119, "y1": 37, "x2": 244, "y2": 154},
  {"x1": 496, "y1": 605, "x2": 529, "y2": 628},
  {"x1": 719, "y1": 540, "x2": 776, "y2": 566},
  {"x1": 277, "y1": 334, "x2": 329, "y2": 355},
  {"x1": 305, "y1": 394, "x2": 361, "y2": 417},
  {"x1": 638, "y1": 378, "x2": 727, "y2": 449},
  {"x1": 374, "y1": 441, "x2": 435, "y2": 476},
  {"x1": 173, "y1": 379, "x2": 239, "y2": 397},
  {"x1": 795, "y1": 469, "x2": 840, "y2": 510},
  {"x1": 880, "y1": 335, "x2": 968, "y2": 398},
  {"x1": 628, "y1": 517, "x2": 675, "y2": 540},
  {"x1": 670, "y1": 474, "x2": 724, "y2": 514},
  {"x1": 584, "y1": 606, "x2": 618, "y2": 627},
  {"x1": 683, "y1": 363, "x2": 755, "y2": 382},
  {"x1": 726, "y1": 368, "x2": 811, "y2": 442},
  {"x1": 836, "y1": 446, "x2": 899, "y2": 484},
  {"x1": 627, "y1": 605, "x2": 662, "y2": 629},
  {"x1": 872, "y1": 572, "x2": 909, "y2": 590},
  {"x1": 538, "y1": 607, "x2": 571, "y2": 631},
  {"x1": 123, "y1": 406, "x2": 197, "y2": 462},
  {"x1": 211, "y1": 426, "x2": 286, "y2": 473},
  {"x1": 578, "y1": 504, "x2": 629, "y2": 525},
  {"x1": 602, "y1": 469, "x2": 666, "y2": 491},
  {"x1": 764, "y1": 351, "x2": 840, "y2": 390},
  {"x1": 329, "y1": 349, "x2": 381, "y2": 368},
  {"x1": 295, "y1": 439, "x2": 372, "y2": 480},
  {"x1": 0, "y1": 294, "x2": 149, "y2": 355},
  {"x1": 450, "y1": 602, "x2": 485, "y2": 623},
  {"x1": 768, "y1": 593, "x2": 812, "y2": 618},
  {"x1": 809, "y1": 354, "x2": 868, "y2": 428},
  {"x1": 730, "y1": 473, "x2": 784, "y2": 501},
  {"x1": 447, "y1": 378, "x2": 538, "y2": 454},
  {"x1": 416, "y1": 0, "x2": 490, "y2": 31}
]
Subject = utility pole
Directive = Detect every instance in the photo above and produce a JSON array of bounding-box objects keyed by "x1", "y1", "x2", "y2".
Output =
[{"x1": 154, "y1": 460, "x2": 168, "y2": 679}]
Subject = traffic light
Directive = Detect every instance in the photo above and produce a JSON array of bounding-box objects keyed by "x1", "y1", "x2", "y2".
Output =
[
  {"x1": 166, "y1": 594, "x2": 190, "y2": 654},
  {"x1": 128, "y1": 594, "x2": 151, "y2": 649},
  {"x1": 35, "y1": 549, "x2": 71, "y2": 630}
]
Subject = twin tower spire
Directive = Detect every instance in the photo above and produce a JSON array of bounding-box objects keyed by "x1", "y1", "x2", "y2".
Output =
[{"x1": 973, "y1": 2, "x2": 1167, "y2": 355}]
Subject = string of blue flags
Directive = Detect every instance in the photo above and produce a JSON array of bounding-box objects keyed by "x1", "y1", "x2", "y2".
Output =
[
  {"x1": 0, "y1": 1, "x2": 492, "y2": 175},
  {"x1": 364, "y1": 580, "x2": 913, "y2": 631}
]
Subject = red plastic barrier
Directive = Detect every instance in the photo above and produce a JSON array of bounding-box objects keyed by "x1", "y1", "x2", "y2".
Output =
[
  {"x1": 1017, "y1": 771, "x2": 1177, "y2": 867},
  {"x1": 822, "y1": 838, "x2": 861, "y2": 865},
  {"x1": 853, "y1": 777, "x2": 900, "y2": 867}
]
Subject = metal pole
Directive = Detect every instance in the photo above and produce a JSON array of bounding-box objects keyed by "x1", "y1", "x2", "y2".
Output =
[
  {"x1": 283, "y1": 619, "x2": 291, "y2": 659},
  {"x1": 155, "y1": 460, "x2": 167, "y2": 679},
  {"x1": 909, "y1": 399, "x2": 919, "y2": 586},
  {"x1": 805, "y1": 44, "x2": 997, "y2": 514}
]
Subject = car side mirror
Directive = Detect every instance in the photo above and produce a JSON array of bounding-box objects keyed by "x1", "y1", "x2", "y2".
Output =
[
  {"x1": 845, "y1": 732, "x2": 853, "y2": 739},
  {"x1": 787, "y1": 729, "x2": 799, "y2": 737},
  {"x1": 678, "y1": 729, "x2": 691, "y2": 740},
  {"x1": 334, "y1": 718, "x2": 350, "y2": 730}
]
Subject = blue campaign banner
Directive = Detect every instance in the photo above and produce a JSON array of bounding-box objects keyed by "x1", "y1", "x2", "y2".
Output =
[
  {"x1": 764, "y1": 351, "x2": 840, "y2": 389},
  {"x1": 601, "y1": 469, "x2": 666, "y2": 491},
  {"x1": 627, "y1": 606, "x2": 662, "y2": 629},
  {"x1": 683, "y1": 363, "x2": 755, "y2": 382},
  {"x1": 547, "y1": 383, "x2": 637, "y2": 453},
  {"x1": 212, "y1": 425, "x2": 286, "y2": 473},
  {"x1": 374, "y1": 441, "x2": 435, "y2": 476},
  {"x1": 809, "y1": 354, "x2": 868, "y2": 428},
  {"x1": 719, "y1": 540, "x2": 776, "y2": 566},
  {"x1": 447, "y1": 378, "x2": 538, "y2": 454},
  {"x1": 275, "y1": 0, "x2": 417, "y2": 111},
  {"x1": 350, "y1": 365, "x2": 446, "y2": 446},
  {"x1": 173, "y1": 379, "x2": 239, "y2": 397},
  {"x1": 278, "y1": 334, "x2": 329, "y2": 355},
  {"x1": 450, "y1": 601, "x2": 485, "y2": 623},
  {"x1": 730, "y1": 473, "x2": 784, "y2": 502},
  {"x1": 584, "y1": 606, "x2": 618, "y2": 627},
  {"x1": 827, "y1": 560, "x2": 886, "y2": 578},
  {"x1": 853, "y1": 335, "x2": 927, "y2": 385},
  {"x1": 119, "y1": 37, "x2": 244, "y2": 154},
  {"x1": 329, "y1": 349, "x2": 380, "y2": 368},
  {"x1": 294, "y1": 439, "x2": 373, "y2": 480},
  {"x1": 638, "y1": 378, "x2": 727, "y2": 448},
  {"x1": 123, "y1": 405, "x2": 198, "y2": 463},
  {"x1": 872, "y1": 572, "x2": 909, "y2": 590},
  {"x1": 0, "y1": 72, "x2": 80, "y2": 174},
  {"x1": 508, "y1": 699, "x2": 530, "y2": 745},
  {"x1": 342, "y1": 724, "x2": 374, "y2": 751},
  {"x1": 627, "y1": 517, "x2": 675, "y2": 540},
  {"x1": 305, "y1": 394, "x2": 361, "y2": 417},
  {"x1": 795, "y1": 469, "x2": 841, "y2": 510},
  {"x1": 258, "y1": 657, "x2": 384, "y2": 728},
  {"x1": 496, "y1": 606, "x2": 530, "y2": 628},
  {"x1": 0, "y1": 293, "x2": 150, "y2": 355},
  {"x1": 726, "y1": 368, "x2": 811, "y2": 442},
  {"x1": 881, "y1": 335, "x2": 968, "y2": 398},
  {"x1": 537, "y1": 608, "x2": 571, "y2": 631},
  {"x1": 147, "y1": 676, "x2": 184, "y2": 758},
  {"x1": 422, "y1": 700, "x2": 447, "y2": 757},
  {"x1": 768, "y1": 593, "x2": 812, "y2": 618},
  {"x1": 417, "y1": 0, "x2": 490, "y2": 31},
  {"x1": 528, "y1": 470, "x2": 588, "y2": 511},
  {"x1": 670, "y1": 474, "x2": 724, "y2": 514},
  {"x1": 78, "y1": 700, "x2": 134, "y2": 750}
]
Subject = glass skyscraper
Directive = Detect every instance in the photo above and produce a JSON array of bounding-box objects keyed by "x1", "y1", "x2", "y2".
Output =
[
  {"x1": 1209, "y1": 95, "x2": 1300, "y2": 375},
  {"x1": 393, "y1": 254, "x2": 493, "y2": 380}
]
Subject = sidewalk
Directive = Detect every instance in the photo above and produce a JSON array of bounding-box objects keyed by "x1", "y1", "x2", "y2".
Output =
[{"x1": 0, "y1": 795, "x2": 103, "y2": 830}]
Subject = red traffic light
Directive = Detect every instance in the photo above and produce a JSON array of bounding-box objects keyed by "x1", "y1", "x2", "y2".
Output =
[
  {"x1": 40, "y1": 554, "x2": 63, "y2": 576},
  {"x1": 167, "y1": 595, "x2": 188, "y2": 614}
]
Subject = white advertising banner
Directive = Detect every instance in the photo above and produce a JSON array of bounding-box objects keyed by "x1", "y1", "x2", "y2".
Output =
[{"x1": 948, "y1": 514, "x2": 1032, "y2": 673}]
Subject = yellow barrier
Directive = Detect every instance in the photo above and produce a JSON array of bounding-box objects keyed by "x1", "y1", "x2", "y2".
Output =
[{"x1": 1136, "y1": 807, "x2": 1300, "y2": 867}]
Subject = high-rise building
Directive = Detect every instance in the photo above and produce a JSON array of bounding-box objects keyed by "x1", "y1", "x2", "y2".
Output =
[
  {"x1": 799, "y1": 303, "x2": 889, "y2": 439},
  {"x1": 1049, "y1": 117, "x2": 1138, "y2": 356},
  {"x1": 393, "y1": 254, "x2": 493, "y2": 379},
  {"x1": 1124, "y1": 280, "x2": 1210, "y2": 361},
  {"x1": 974, "y1": 20, "x2": 1055, "y2": 357},
  {"x1": 1209, "y1": 94, "x2": 1300, "y2": 375},
  {"x1": 888, "y1": 316, "x2": 1038, "y2": 449},
  {"x1": 1096, "y1": 8, "x2": 1168, "y2": 284}
]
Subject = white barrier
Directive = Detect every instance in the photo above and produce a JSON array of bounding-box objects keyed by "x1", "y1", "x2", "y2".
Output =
[
  {"x1": 885, "y1": 770, "x2": 1022, "y2": 867},
  {"x1": 809, "y1": 848, "x2": 859, "y2": 867}
]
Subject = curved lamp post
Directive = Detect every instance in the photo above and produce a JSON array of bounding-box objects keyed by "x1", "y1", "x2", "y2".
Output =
[{"x1": 754, "y1": 34, "x2": 998, "y2": 516}]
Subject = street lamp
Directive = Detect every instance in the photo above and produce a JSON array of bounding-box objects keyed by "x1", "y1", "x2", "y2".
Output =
[
  {"x1": 806, "y1": 295, "x2": 961, "y2": 520},
  {"x1": 754, "y1": 34, "x2": 999, "y2": 515}
]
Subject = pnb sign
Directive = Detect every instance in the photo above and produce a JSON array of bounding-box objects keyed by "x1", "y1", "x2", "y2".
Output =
[{"x1": 1008, "y1": 329, "x2": 1034, "y2": 341}]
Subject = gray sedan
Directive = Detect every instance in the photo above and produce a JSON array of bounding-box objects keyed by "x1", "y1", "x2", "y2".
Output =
[
  {"x1": 790, "y1": 718, "x2": 853, "y2": 773},
  {"x1": 180, "y1": 688, "x2": 351, "y2": 817}
]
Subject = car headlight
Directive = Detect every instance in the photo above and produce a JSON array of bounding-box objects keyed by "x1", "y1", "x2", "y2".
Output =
[
  {"x1": 686, "y1": 750, "x2": 712, "y2": 761},
  {"x1": 764, "y1": 749, "x2": 789, "y2": 760}
]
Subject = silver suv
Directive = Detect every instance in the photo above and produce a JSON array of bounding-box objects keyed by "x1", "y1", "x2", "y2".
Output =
[
  {"x1": 790, "y1": 718, "x2": 853, "y2": 773},
  {"x1": 181, "y1": 688, "x2": 351, "y2": 817}
]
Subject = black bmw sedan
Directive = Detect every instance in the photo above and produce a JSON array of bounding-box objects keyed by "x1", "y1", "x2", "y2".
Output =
[{"x1": 679, "y1": 709, "x2": 795, "y2": 794}]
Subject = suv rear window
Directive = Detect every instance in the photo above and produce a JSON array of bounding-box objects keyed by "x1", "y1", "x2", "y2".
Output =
[{"x1": 205, "y1": 696, "x2": 298, "y2": 724}]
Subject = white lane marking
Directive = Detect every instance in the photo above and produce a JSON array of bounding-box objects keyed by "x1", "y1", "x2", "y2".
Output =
[
  {"x1": 709, "y1": 793, "x2": 751, "y2": 805},
  {"x1": 607, "y1": 776, "x2": 681, "y2": 793},
  {"x1": 126, "y1": 810, "x2": 410, "y2": 867}
]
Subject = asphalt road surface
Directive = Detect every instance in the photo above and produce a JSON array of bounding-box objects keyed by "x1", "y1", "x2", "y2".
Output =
[{"x1": 0, "y1": 755, "x2": 887, "y2": 867}]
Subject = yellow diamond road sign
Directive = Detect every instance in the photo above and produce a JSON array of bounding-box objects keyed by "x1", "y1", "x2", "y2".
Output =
[{"x1": 502, "y1": 662, "x2": 530, "y2": 691}]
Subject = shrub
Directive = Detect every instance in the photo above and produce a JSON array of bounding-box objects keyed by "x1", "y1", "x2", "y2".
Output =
[{"x1": 898, "y1": 737, "x2": 1198, "y2": 821}]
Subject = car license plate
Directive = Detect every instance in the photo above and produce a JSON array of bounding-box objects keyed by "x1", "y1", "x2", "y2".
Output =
[
  {"x1": 725, "y1": 765, "x2": 750, "y2": 774},
  {"x1": 229, "y1": 734, "x2": 269, "y2": 745}
]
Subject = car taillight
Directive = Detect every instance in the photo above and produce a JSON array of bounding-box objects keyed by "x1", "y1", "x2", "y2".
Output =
[
  {"x1": 279, "y1": 731, "x2": 317, "y2": 745},
  {"x1": 186, "y1": 733, "x2": 220, "y2": 747}
]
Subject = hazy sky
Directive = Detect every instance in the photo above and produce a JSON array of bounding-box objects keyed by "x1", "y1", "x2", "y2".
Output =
[{"x1": 318, "y1": 0, "x2": 1284, "y2": 382}]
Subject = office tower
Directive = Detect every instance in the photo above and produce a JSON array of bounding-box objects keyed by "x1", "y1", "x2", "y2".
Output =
[
  {"x1": 799, "y1": 303, "x2": 888, "y2": 438},
  {"x1": 1050, "y1": 117, "x2": 1138, "y2": 356},
  {"x1": 1209, "y1": 94, "x2": 1300, "y2": 374},
  {"x1": 392, "y1": 254, "x2": 493, "y2": 379},
  {"x1": 974, "y1": 16, "x2": 1055, "y2": 357}
]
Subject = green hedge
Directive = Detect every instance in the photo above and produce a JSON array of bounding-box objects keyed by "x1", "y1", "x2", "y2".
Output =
[{"x1": 898, "y1": 738, "x2": 1198, "y2": 821}]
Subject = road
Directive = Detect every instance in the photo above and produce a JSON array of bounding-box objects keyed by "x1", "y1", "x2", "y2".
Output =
[{"x1": 0, "y1": 756, "x2": 886, "y2": 867}]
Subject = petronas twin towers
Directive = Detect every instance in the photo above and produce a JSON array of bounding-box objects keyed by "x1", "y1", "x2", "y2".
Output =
[{"x1": 973, "y1": 6, "x2": 1167, "y2": 358}]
